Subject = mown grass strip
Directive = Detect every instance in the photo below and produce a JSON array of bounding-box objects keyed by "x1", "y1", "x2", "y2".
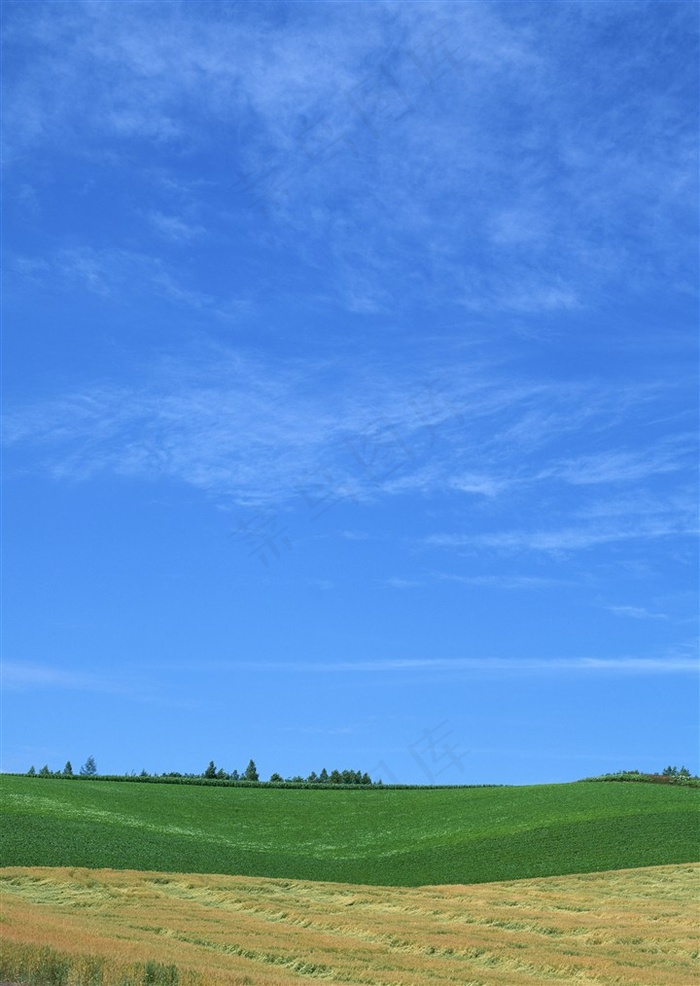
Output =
[{"x1": 1, "y1": 865, "x2": 698, "y2": 985}]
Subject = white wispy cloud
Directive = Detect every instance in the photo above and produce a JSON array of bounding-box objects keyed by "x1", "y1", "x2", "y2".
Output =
[
  {"x1": 8, "y1": 245, "x2": 241, "y2": 316},
  {"x1": 383, "y1": 572, "x2": 573, "y2": 591},
  {"x1": 541, "y1": 440, "x2": 694, "y2": 487},
  {"x1": 9, "y1": 654, "x2": 695, "y2": 690},
  {"x1": 4, "y1": 2, "x2": 695, "y2": 315},
  {"x1": 608, "y1": 605, "x2": 668, "y2": 621},
  {"x1": 385, "y1": 578, "x2": 424, "y2": 589},
  {"x1": 427, "y1": 516, "x2": 697, "y2": 555},
  {"x1": 0, "y1": 350, "x2": 543, "y2": 499},
  {"x1": 1, "y1": 661, "x2": 136, "y2": 695},
  {"x1": 448, "y1": 473, "x2": 510, "y2": 497},
  {"x1": 339, "y1": 530, "x2": 370, "y2": 541},
  {"x1": 194, "y1": 656, "x2": 699, "y2": 675},
  {"x1": 3, "y1": 345, "x2": 694, "y2": 553},
  {"x1": 148, "y1": 211, "x2": 205, "y2": 243},
  {"x1": 433, "y1": 573, "x2": 572, "y2": 590}
]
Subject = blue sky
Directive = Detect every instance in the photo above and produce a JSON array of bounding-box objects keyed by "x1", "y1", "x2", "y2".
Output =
[{"x1": 2, "y1": 1, "x2": 698, "y2": 785}]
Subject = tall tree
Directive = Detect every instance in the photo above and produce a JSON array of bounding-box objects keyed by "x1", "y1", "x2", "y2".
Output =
[
  {"x1": 63, "y1": 761, "x2": 73, "y2": 776},
  {"x1": 203, "y1": 760, "x2": 217, "y2": 779},
  {"x1": 244, "y1": 759, "x2": 259, "y2": 782},
  {"x1": 80, "y1": 756, "x2": 97, "y2": 776}
]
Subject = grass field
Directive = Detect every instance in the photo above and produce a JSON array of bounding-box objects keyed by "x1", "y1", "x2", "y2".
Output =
[
  {"x1": 1, "y1": 776, "x2": 697, "y2": 886},
  {"x1": 1, "y1": 863, "x2": 698, "y2": 985}
]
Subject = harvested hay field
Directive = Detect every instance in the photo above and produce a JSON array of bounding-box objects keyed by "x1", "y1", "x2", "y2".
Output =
[{"x1": 1, "y1": 863, "x2": 698, "y2": 985}]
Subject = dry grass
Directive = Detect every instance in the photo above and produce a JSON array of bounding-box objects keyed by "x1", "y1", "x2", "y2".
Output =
[{"x1": 1, "y1": 864, "x2": 698, "y2": 985}]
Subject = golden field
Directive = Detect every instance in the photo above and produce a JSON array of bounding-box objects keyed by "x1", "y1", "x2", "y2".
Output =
[{"x1": 1, "y1": 863, "x2": 698, "y2": 985}]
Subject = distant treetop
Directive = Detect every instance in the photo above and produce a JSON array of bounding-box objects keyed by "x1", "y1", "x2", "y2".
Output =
[{"x1": 80, "y1": 756, "x2": 97, "y2": 777}]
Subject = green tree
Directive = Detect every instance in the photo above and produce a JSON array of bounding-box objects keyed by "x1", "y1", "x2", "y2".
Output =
[
  {"x1": 269, "y1": 772, "x2": 284, "y2": 782},
  {"x1": 244, "y1": 759, "x2": 259, "y2": 782},
  {"x1": 39, "y1": 765, "x2": 50, "y2": 777},
  {"x1": 319, "y1": 768, "x2": 329, "y2": 784},
  {"x1": 216, "y1": 768, "x2": 229, "y2": 780},
  {"x1": 63, "y1": 761, "x2": 74, "y2": 777},
  {"x1": 80, "y1": 755, "x2": 97, "y2": 776},
  {"x1": 27, "y1": 765, "x2": 36, "y2": 777},
  {"x1": 230, "y1": 769, "x2": 240, "y2": 781},
  {"x1": 203, "y1": 760, "x2": 217, "y2": 779}
]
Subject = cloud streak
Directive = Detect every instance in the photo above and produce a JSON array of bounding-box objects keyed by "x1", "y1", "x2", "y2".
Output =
[
  {"x1": 189, "y1": 656, "x2": 699, "y2": 676},
  {"x1": 608, "y1": 605, "x2": 669, "y2": 622},
  {"x1": 2, "y1": 661, "x2": 139, "y2": 696}
]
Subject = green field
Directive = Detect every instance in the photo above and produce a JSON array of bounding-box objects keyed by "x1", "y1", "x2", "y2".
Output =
[{"x1": 1, "y1": 776, "x2": 697, "y2": 886}]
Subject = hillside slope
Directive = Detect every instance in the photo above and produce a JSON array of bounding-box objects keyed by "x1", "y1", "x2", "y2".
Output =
[{"x1": 1, "y1": 776, "x2": 697, "y2": 886}]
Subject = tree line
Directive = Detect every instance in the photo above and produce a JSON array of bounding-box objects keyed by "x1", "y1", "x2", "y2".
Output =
[
  {"x1": 582, "y1": 765, "x2": 699, "y2": 787},
  {"x1": 27, "y1": 755, "x2": 97, "y2": 778},
  {"x1": 202, "y1": 760, "x2": 374, "y2": 785},
  {"x1": 25, "y1": 757, "x2": 377, "y2": 786}
]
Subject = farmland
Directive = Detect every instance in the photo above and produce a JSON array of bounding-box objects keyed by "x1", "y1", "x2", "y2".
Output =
[
  {"x1": 1, "y1": 776, "x2": 697, "y2": 886},
  {"x1": 1, "y1": 863, "x2": 698, "y2": 985},
  {"x1": 2, "y1": 779, "x2": 698, "y2": 984}
]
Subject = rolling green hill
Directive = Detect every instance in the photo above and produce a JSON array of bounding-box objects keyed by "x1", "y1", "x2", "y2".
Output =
[{"x1": 1, "y1": 776, "x2": 697, "y2": 886}]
